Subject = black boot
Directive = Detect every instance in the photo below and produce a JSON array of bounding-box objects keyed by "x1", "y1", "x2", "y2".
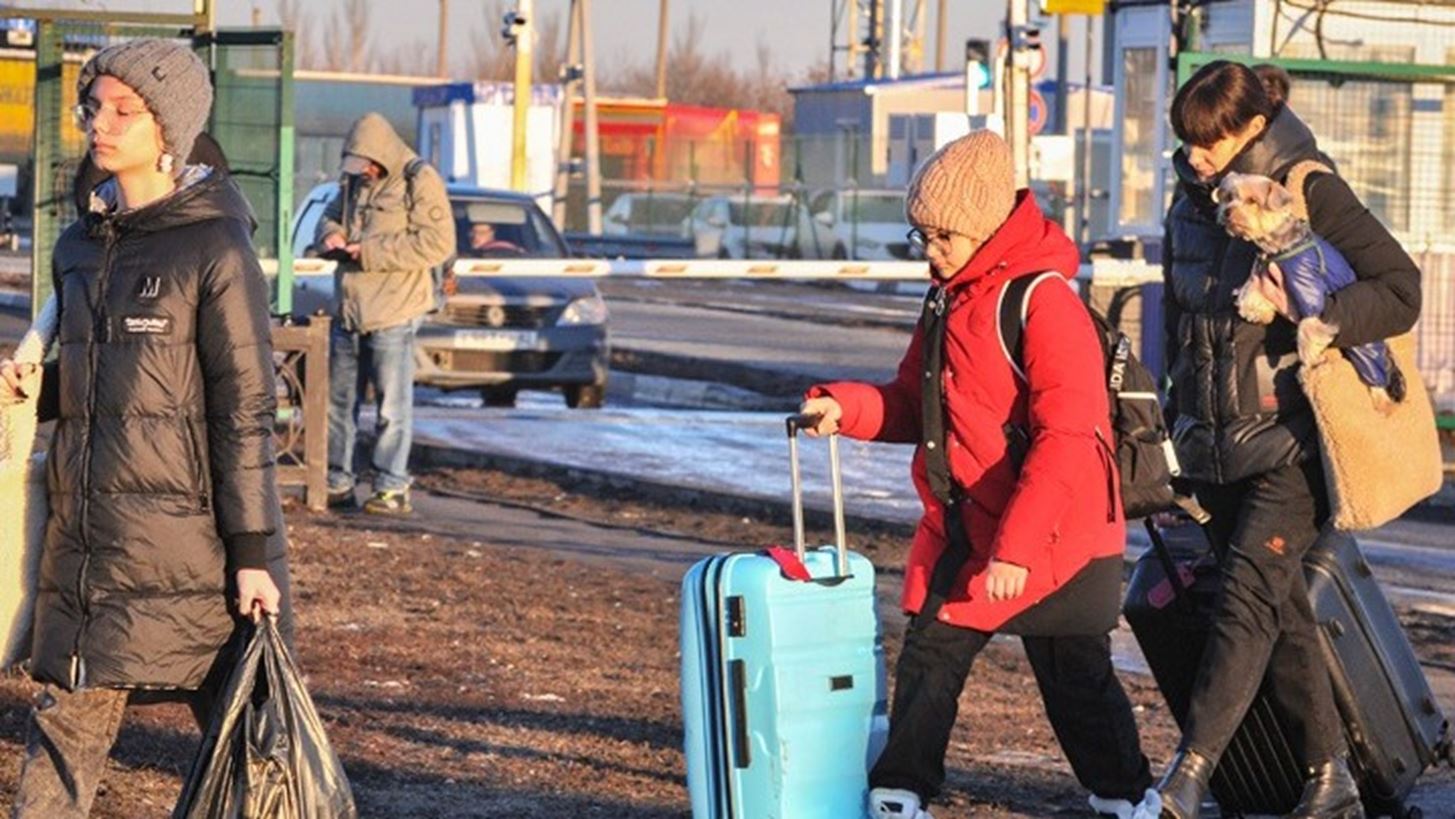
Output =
[
  {"x1": 1153, "y1": 749, "x2": 1214, "y2": 819},
  {"x1": 1285, "y1": 758, "x2": 1364, "y2": 819}
]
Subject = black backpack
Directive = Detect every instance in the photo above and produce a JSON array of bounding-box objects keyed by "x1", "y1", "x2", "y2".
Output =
[{"x1": 997, "y1": 273, "x2": 1197, "y2": 521}]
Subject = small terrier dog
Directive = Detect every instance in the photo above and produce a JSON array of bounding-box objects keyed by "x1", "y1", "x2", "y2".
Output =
[{"x1": 1214, "y1": 172, "x2": 1403, "y2": 412}]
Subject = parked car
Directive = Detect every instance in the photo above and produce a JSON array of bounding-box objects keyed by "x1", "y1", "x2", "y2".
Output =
[
  {"x1": 603, "y1": 192, "x2": 696, "y2": 237},
  {"x1": 290, "y1": 182, "x2": 610, "y2": 409},
  {"x1": 802, "y1": 188, "x2": 912, "y2": 260},
  {"x1": 682, "y1": 194, "x2": 810, "y2": 259}
]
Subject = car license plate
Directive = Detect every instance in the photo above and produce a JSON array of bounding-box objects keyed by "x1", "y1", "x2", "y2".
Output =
[{"x1": 453, "y1": 329, "x2": 538, "y2": 351}]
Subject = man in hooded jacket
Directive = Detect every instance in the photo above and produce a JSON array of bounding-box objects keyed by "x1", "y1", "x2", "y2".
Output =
[{"x1": 317, "y1": 113, "x2": 455, "y2": 515}]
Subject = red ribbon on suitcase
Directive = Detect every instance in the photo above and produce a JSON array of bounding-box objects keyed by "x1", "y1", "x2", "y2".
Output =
[{"x1": 763, "y1": 546, "x2": 813, "y2": 582}]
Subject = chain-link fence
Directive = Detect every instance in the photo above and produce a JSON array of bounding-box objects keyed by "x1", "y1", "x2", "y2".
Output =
[
  {"x1": 23, "y1": 19, "x2": 293, "y2": 310},
  {"x1": 1178, "y1": 53, "x2": 1455, "y2": 413}
]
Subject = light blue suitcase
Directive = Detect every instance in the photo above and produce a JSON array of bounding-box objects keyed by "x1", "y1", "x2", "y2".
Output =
[{"x1": 680, "y1": 417, "x2": 888, "y2": 819}]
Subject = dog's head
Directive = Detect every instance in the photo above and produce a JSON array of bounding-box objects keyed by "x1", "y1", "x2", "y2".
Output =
[{"x1": 1213, "y1": 173, "x2": 1298, "y2": 243}]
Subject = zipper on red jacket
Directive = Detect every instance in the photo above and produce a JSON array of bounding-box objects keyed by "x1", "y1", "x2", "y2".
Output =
[{"x1": 72, "y1": 221, "x2": 119, "y2": 688}]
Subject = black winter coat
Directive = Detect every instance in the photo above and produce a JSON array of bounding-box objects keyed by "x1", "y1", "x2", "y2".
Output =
[
  {"x1": 33, "y1": 170, "x2": 285, "y2": 691},
  {"x1": 1162, "y1": 108, "x2": 1422, "y2": 484}
]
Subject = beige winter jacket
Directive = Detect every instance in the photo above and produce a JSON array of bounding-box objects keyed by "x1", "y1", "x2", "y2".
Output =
[{"x1": 317, "y1": 113, "x2": 456, "y2": 333}]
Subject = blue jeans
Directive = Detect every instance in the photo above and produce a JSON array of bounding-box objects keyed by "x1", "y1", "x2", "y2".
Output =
[{"x1": 328, "y1": 317, "x2": 421, "y2": 494}]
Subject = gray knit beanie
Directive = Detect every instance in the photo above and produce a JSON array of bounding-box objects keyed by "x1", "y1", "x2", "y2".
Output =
[
  {"x1": 905, "y1": 129, "x2": 1017, "y2": 244},
  {"x1": 76, "y1": 39, "x2": 213, "y2": 172}
]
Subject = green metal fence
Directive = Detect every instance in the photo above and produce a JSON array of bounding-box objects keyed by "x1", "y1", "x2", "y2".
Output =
[
  {"x1": 1176, "y1": 52, "x2": 1455, "y2": 412},
  {"x1": 26, "y1": 20, "x2": 294, "y2": 313}
]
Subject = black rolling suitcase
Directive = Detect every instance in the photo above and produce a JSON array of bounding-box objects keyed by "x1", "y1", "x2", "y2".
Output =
[{"x1": 1124, "y1": 520, "x2": 1451, "y2": 818}]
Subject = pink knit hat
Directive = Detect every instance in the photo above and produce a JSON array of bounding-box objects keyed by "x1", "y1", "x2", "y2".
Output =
[{"x1": 905, "y1": 130, "x2": 1017, "y2": 243}]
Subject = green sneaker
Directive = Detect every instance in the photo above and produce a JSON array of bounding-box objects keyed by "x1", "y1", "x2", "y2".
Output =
[{"x1": 363, "y1": 489, "x2": 412, "y2": 516}]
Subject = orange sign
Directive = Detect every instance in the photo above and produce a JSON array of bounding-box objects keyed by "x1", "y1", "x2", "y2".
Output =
[{"x1": 1045, "y1": 0, "x2": 1105, "y2": 14}]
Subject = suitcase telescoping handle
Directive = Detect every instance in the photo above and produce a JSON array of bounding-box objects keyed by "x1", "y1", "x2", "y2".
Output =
[{"x1": 785, "y1": 415, "x2": 850, "y2": 578}]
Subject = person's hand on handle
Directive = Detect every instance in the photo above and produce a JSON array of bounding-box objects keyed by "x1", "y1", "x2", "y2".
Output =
[
  {"x1": 798, "y1": 396, "x2": 843, "y2": 438},
  {"x1": 984, "y1": 559, "x2": 1029, "y2": 602},
  {"x1": 320, "y1": 232, "x2": 347, "y2": 252},
  {"x1": 236, "y1": 569, "x2": 281, "y2": 623},
  {"x1": 0, "y1": 360, "x2": 41, "y2": 405}
]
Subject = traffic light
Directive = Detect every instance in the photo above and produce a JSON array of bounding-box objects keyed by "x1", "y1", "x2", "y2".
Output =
[
  {"x1": 501, "y1": 10, "x2": 527, "y2": 46},
  {"x1": 965, "y1": 39, "x2": 991, "y2": 89}
]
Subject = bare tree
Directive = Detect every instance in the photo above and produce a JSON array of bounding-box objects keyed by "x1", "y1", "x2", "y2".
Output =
[
  {"x1": 373, "y1": 39, "x2": 436, "y2": 76},
  {"x1": 534, "y1": 7, "x2": 564, "y2": 85},
  {"x1": 604, "y1": 11, "x2": 795, "y2": 124},
  {"x1": 320, "y1": 0, "x2": 370, "y2": 73},
  {"x1": 464, "y1": 0, "x2": 514, "y2": 81},
  {"x1": 275, "y1": 0, "x2": 322, "y2": 71}
]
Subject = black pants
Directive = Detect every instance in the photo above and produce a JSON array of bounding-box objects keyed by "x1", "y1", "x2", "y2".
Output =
[
  {"x1": 869, "y1": 615, "x2": 1152, "y2": 803},
  {"x1": 1181, "y1": 460, "x2": 1345, "y2": 767}
]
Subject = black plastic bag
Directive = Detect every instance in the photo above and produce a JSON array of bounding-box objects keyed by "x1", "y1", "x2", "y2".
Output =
[{"x1": 174, "y1": 617, "x2": 357, "y2": 819}]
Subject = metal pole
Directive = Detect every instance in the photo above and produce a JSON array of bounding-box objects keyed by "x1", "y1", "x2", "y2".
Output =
[
  {"x1": 1055, "y1": 12, "x2": 1069, "y2": 134},
  {"x1": 885, "y1": 0, "x2": 902, "y2": 80},
  {"x1": 935, "y1": 0, "x2": 947, "y2": 72},
  {"x1": 581, "y1": 0, "x2": 603, "y2": 234},
  {"x1": 1007, "y1": 0, "x2": 1030, "y2": 189},
  {"x1": 195, "y1": 0, "x2": 216, "y2": 32},
  {"x1": 437, "y1": 0, "x2": 449, "y2": 78},
  {"x1": 511, "y1": 0, "x2": 534, "y2": 192},
  {"x1": 830, "y1": 0, "x2": 837, "y2": 81},
  {"x1": 866, "y1": 0, "x2": 879, "y2": 79},
  {"x1": 553, "y1": 0, "x2": 582, "y2": 228},
  {"x1": 1079, "y1": 12, "x2": 1095, "y2": 249},
  {"x1": 654, "y1": 0, "x2": 670, "y2": 99}
]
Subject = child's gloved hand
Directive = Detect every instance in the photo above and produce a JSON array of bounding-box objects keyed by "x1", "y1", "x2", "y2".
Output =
[{"x1": 984, "y1": 559, "x2": 1028, "y2": 602}]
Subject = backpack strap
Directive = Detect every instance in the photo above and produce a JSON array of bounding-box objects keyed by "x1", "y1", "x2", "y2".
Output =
[
  {"x1": 996, "y1": 271, "x2": 1064, "y2": 383},
  {"x1": 1282, "y1": 159, "x2": 1336, "y2": 222},
  {"x1": 401, "y1": 157, "x2": 427, "y2": 210}
]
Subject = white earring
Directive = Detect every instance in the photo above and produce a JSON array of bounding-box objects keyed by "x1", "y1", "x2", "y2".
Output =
[{"x1": 158, "y1": 153, "x2": 175, "y2": 174}]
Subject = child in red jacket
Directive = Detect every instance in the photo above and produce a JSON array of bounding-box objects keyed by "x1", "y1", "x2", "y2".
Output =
[{"x1": 799, "y1": 131, "x2": 1157, "y2": 819}]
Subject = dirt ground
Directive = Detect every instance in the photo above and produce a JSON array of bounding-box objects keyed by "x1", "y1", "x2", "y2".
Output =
[{"x1": 0, "y1": 464, "x2": 1450, "y2": 818}]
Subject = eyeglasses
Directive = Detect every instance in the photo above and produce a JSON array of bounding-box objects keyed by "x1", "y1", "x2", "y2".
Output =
[
  {"x1": 72, "y1": 101, "x2": 151, "y2": 132},
  {"x1": 906, "y1": 227, "x2": 954, "y2": 257}
]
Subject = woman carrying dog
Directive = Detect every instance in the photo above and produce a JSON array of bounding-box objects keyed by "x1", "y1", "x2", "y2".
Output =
[
  {"x1": 1146, "y1": 60, "x2": 1421, "y2": 818},
  {"x1": 0, "y1": 39, "x2": 288, "y2": 816}
]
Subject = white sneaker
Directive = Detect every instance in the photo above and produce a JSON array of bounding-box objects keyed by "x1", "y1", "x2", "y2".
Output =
[
  {"x1": 1091, "y1": 788, "x2": 1162, "y2": 819},
  {"x1": 870, "y1": 787, "x2": 934, "y2": 819}
]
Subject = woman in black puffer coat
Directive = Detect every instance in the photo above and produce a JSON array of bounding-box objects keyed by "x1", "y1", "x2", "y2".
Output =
[
  {"x1": 1146, "y1": 61, "x2": 1420, "y2": 819},
  {"x1": 0, "y1": 39, "x2": 291, "y2": 818}
]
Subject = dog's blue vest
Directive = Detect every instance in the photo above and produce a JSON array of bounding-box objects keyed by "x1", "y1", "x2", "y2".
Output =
[{"x1": 1273, "y1": 235, "x2": 1391, "y2": 389}]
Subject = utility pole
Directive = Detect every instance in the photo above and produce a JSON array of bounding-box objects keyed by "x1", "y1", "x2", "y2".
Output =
[
  {"x1": 437, "y1": 0, "x2": 449, "y2": 78},
  {"x1": 581, "y1": 0, "x2": 603, "y2": 234},
  {"x1": 654, "y1": 0, "x2": 669, "y2": 99},
  {"x1": 508, "y1": 0, "x2": 533, "y2": 192},
  {"x1": 1006, "y1": 0, "x2": 1032, "y2": 189},
  {"x1": 865, "y1": 0, "x2": 879, "y2": 79},
  {"x1": 935, "y1": 0, "x2": 947, "y2": 72},
  {"x1": 1079, "y1": 13, "x2": 1095, "y2": 249},
  {"x1": 1055, "y1": 12, "x2": 1069, "y2": 134},
  {"x1": 553, "y1": 0, "x2": 582, "y2": 228},
  {"x1": 885, "y1": 0, "x2": 902, "y2": 80}
]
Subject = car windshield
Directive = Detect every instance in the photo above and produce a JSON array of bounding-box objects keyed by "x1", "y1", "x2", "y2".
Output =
[
  {"x1": 455, "y1": 199, "x2": 565, "y2": 258},
  {"x1": 728, "y1": 201, "x2": 794, "y2": 228},
  {"x1": 842, "y1": 194, "x2": 905, "y2": 224},
  {"x1": 628, "y1": 197, "x2": 694, "y2": 225}
]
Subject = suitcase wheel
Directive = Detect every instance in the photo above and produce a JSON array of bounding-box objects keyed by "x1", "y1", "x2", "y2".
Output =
[{"x1": 1402, "y1": 807, "x2": 1422, "y2": 819}]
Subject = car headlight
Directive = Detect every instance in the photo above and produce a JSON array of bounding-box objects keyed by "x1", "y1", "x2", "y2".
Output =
[
  {"x1": 556, "y1": 294, "x2": 609, "y2": 326},
  {"x1": 855, "y1": 237, "x2": 883, "y2": 250}
]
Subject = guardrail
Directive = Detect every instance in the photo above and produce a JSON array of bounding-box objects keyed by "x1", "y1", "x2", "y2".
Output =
[{"x1": 263, "y1": 257, "x2": 933, "y2": 281}]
